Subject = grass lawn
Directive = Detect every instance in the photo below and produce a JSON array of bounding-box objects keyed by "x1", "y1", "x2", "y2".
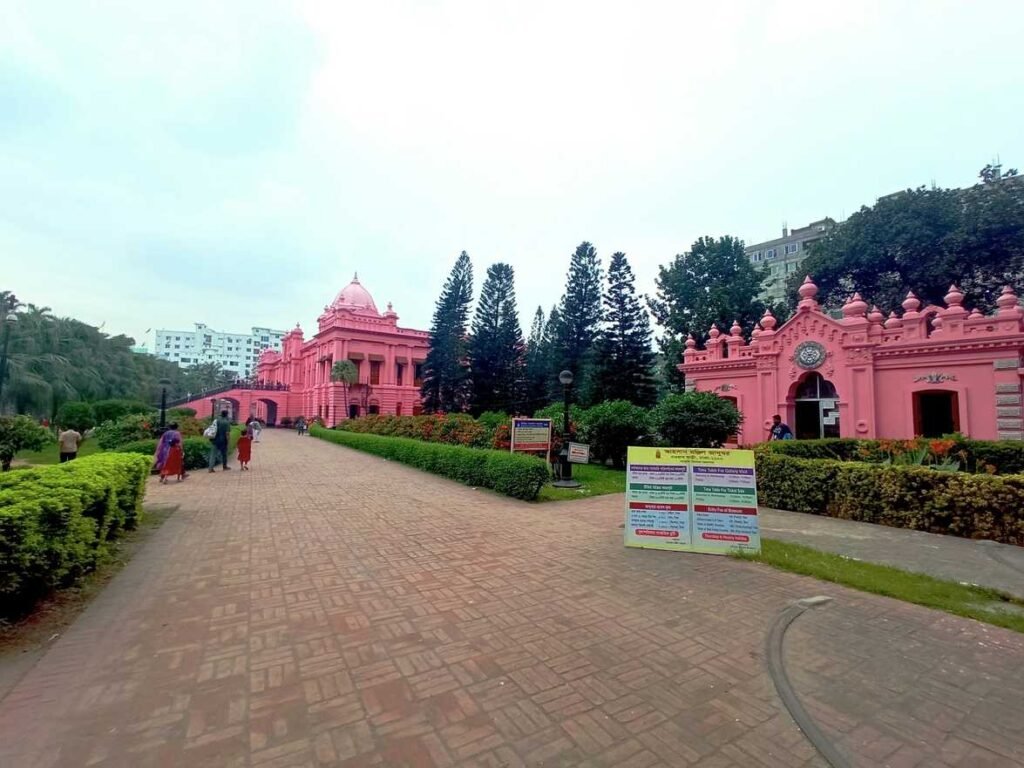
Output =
[
  {"x1": 16, "y1": 440, "x2": 104, "y2": 465},
  {"x1": 535, "y1": 463, "x2": 626, "y2": 502},
  {"x1": 741, "y1": 539, "x2": 1024, "y2": 634}
]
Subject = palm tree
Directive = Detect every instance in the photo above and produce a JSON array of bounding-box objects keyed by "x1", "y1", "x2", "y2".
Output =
[{"x1": 331, "y1": 360, "x2": 358, "y2": 422}]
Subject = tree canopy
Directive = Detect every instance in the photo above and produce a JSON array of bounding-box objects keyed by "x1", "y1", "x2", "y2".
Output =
[
  {"x1": 468, "y1": 263, "x2": 525, "y2": 414},
  {"x1": 553, "y1": 242, "x2": 603, "y2": 402},
  {"x1": 421, "y1": 252, "x2": 474, "y2": 413},
  {"x1": 591, "y1": 252, "x2": 657, "y2": 407},
  {"x1": 648, "y1": 236, "x2": 770, "y2": 389},
  {"x1": 790, "y1": 166, "x2": 1024, "y2": 311}
]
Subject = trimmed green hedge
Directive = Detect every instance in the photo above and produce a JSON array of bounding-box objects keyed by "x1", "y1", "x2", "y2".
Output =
[
  {"x1": 0, "y1": 453, "x2": 151, "y2": 615},
  {"x1": 761, "y1": 437, "x2": 1024, "y2": 475},
  {"x1": 311, "y1": 425, "x2": 549, "y2": 500},
  {"x1": 756, "y1": 452, "x2": 1024, "y2": 545},
  {"x1": 114, "y1": 429, "x2": 243, "y2": 472}
]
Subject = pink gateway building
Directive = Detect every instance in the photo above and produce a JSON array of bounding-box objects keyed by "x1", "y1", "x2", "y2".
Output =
[
  {"x1": 681, "y1": 277, "x2": 1024, "y2": 443},
  {"x1": 176, "y1": 275, "x2": 429, "y2": 425}
]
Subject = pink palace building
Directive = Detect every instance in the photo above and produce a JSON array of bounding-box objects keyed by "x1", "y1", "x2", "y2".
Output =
[
  {"x1": 176, "y1": 275, "x2": 430, "y2": 425},
  {"x1": 681, "y1": 277, "x2": 1024, "y2": 443}
]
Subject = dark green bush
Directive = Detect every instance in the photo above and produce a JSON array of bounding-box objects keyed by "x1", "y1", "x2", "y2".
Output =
[
  {"x1": 55, "y1": 401, "x2": 97, "y2": 433},
  {"x1": 578, "y1": 400, "x2": 651, "y2": 468},
  {"x1": 755, "y1": 452, "x2": 1024, "y2": 545},
  {"x1": 92, "y1": 399, "x2": 154, "y2": 425},
  {"x1": 311, "y1": 425, "x2": 548, "y2": 500},
  {"x1": 650, "y1": 392, "x2": 742, "y2": 448},
  {"x1": 1, "y1": 415, "x2": 52, "y2": 471},
  {"x1": 757, "y1": 438, "x2": 864, "y2": 461},
  {"x1": 94, "y1": 413, "x2": 159, "y2": 449},
  {"x1": 0, "y1": 453, "x2": 151, "y2": 615}
]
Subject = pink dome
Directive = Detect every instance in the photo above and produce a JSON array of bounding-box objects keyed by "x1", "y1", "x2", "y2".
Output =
[{"x1": 332, "y1": 273, "x2": 379, "y2": 314}]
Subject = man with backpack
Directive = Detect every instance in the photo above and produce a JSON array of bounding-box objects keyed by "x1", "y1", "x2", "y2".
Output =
[{"x1": 206, "y1": 410, "x2": 232, "y2": 472}]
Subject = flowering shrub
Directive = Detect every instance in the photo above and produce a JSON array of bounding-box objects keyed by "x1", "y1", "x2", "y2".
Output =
[
  {"x1": 94, "y1": 413, "x2": 158, "y2": 449},
  {"x1": 340, "y1": 414, "x2": 493, "y2": 449}
]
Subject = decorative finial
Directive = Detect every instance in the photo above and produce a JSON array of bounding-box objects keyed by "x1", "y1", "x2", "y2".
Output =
[
  {"x1": 760, "y1": 308, "x2": 777, "y2": 331},
  {"x1": 884, "y1": 311, "x2": 902, "y2": 329},
  {"x1": 708, "y1": 323, "x2": 721, "y2": 340},
  {"x1": 842, "y1": 292, "x2": 868, "y2": 318},
  {"x1": 902, "y1": 291, "x2": 921, "y2": 314},
  {"x1": 798, "y1": 275, "x2": 818, "y2": 301},
  {"x1": 730, "y1": 320, "x2": 742, "y2": 337},
  {"x1": 996, "y1": 285, "x2": 1019, "y2": 313},
  {"x1": 943, "y1": 284, "x2": 964, "y2": 308},
  {"x1": 685, "y1": 333, "x2": 697, "y2": 350},
  {"x1": 868, "y1": 305, "x2": 884, "y2": 324}
]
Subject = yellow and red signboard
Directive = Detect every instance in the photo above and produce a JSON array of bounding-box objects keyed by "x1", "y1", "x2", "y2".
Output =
[
  {"x1": 625, "y1": 446, "x2": 760, "y2": 555},
  {"x1": 511, "y1": 418, "x2": 552, "y2": 453}
]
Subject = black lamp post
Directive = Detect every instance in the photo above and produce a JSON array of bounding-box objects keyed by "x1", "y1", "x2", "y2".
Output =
[
  {"x1": 553, "y1": 369, "x2": 581, "y2": 488},
  {"x1": 158, "y1": 377, "x2": 171, "y2": 430},
  {"x1": 0, "y1": 311, "x2": 16, "y2": 414}
]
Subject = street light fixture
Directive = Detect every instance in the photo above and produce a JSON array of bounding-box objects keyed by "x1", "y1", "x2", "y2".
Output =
[
  {"x1": 158, "y1": 377, "x2": 172, "y2": 430},
  {"x1": 553, "y1": 369, "x2": 581, "y2": 488},
  {"x1": 0, "y1": 312, "x2": 17, "y2": 414}
]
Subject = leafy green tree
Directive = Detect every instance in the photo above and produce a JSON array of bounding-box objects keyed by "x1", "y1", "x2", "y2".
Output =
[
  {"x1": 579, "y1": 400, "x2": 651, "y2": 468},
  {"x1": 650, "y1": 392, "x2": 742, "y2": 448},
  {"x1": 791, "y1": 166, "x2": 1024, "y2": 311},
  {"x1": 554, "y1": 242, "x2": 603, "y2": 403},
  {"x1": 0, "y1": 415, "x2": 51, "y2": 471},
  {"x1": 331, "y1": 359, "x2": 359, "y2": 419},
  {"x1": 648, "y1": 236, "x2": 769, "y2": 390},
  {"x1": 422, "y1": 252, "x2": 474, "y2": 413},
  {"x1": 181, "y1": 361, "x2": 234, "y2": 393},
  {"x1": 468, "y1": 263, "x2": 525, "y2": 414},
  {"x1": 55, "y1": 401, "x2": 96, "y2": 433},
  {"x1": 591, "y1": 252, "x2": 657, "y2": 407}
]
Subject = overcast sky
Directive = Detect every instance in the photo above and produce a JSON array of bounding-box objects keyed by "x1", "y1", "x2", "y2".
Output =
[{"x1": 3, "y1": 0, "x2": 1023, "y2": 346}]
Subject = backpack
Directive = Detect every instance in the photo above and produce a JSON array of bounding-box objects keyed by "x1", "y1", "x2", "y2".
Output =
[{"x1": 203, "y1": 422, "x2": 218, "y2": 439}]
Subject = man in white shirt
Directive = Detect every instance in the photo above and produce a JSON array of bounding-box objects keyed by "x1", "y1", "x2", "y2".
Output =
[{"x1": 58, "y1": 428, "x2": 82, "y2": 462}]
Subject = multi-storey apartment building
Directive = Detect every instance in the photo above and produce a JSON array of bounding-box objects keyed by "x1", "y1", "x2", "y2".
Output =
[
  {"x1": 746, "y1": 218, "x2": 835, "y2": 304},
  {"x1": 153, "y1": 323, "x2": 286, "y2": 377}
]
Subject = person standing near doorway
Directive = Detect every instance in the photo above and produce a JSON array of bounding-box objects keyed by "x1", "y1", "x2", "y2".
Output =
[
  {"x1": 768, "y1": 414, "x2": 794, "y2": 441},
  {"x1": 58, "y1": 426, "x2": 82, "y2": 462},
  {"x1": 208, "y1": 410, "x2": 232, "y2": 472}
]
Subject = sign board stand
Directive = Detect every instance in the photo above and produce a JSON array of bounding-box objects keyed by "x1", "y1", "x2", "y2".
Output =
[{"x1": 624, "y1": 447, "x2": 760, "y2": 555}]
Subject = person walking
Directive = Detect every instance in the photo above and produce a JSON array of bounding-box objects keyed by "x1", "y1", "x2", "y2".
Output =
[
  {"x1": 248, "y1": 416, "x2": 263, "y2": 443},
  {"x1": 156, "y1": 423, "x2": 186, "y2": 483},
  {"x1": 57, "y1": 426, "x2": 82, "y2": 463},
  {"x1": 208, "y1": 410, "x2": 232, "y2": 472},
  {"x1": 295, "y1": 416, "x2": 306, "y2": 436},
  {"x1": 237, "y1": 425, "x2": 253, "y2": 470}
]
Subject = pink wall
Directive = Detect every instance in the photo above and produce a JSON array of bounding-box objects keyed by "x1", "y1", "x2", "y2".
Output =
[{"x1": 682, "y1": 278, "x2": 1024, "y2": 443}]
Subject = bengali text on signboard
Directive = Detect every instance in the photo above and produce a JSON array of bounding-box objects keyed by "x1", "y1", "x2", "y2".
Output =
[{"x1": 624, "y1": 446, "x2": 760, "y2": 555}]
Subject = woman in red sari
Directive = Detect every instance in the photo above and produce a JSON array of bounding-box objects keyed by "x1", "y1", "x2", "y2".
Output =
[
  {"x1": 237, "y1": 425, "x2": 253, "y2": 470},
  {"x1": 157, "y1": 423, "x2": 186, "y2": 483}
]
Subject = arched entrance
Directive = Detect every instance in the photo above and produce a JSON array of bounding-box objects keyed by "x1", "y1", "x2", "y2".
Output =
[
  {"x1": 913, "y1": 390, "x2": 959, "y2": 437},
  {"x1": 793, "y1": 373, "x2": 840, "y2": 439},
  {"x1": 257, "y1": 398, "x2": 279, "y2": 427}
]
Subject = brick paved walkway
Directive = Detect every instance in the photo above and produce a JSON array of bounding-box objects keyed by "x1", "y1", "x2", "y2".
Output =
[{"x1": 1, "y1": 431, "x2": 1022, "y2": 767}]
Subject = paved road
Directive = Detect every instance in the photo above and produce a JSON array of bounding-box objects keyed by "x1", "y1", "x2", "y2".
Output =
[{"x1": 1, "y1": 431, "x2": 1022, "y2": 767}]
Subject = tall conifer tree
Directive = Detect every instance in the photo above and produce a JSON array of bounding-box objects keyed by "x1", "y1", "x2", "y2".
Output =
[
  {"x1": 554, "y1": 242, "x2": 603, "y2": 402},
  {"x1": 523, "y1": 306, "x2": 549, "y2": 412},
  {"x1": 468, "y1": 263, "x2": 525, "y2": 414},
  {"x1": 421, "y1": 252, "x2": 473, "y2": 413},
  {"x1": 591, "y1": 252, "x2": 658, "y2": 406}
]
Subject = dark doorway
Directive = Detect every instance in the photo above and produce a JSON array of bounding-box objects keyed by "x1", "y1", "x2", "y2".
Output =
[
  {"x1": 349, "y1": 404, "x2": 360, "y2": 419},
  {"x1": 914, "y1": 391, "x2": 959, "y2": 437},
  {"x1": 258, "y1": 399, "x2": 278, "y2": 426},
  {"x1": 795, "y1": 401, "x2": 822, "y2": 440},
  {"x1": 793, "y1": 372, "x2": 840, "y2": 439},
  {"x1": 368, "y1": 404, "x2": 380, "y2": 415}
]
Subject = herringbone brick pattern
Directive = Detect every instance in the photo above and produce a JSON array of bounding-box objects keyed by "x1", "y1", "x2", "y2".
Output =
[{"x1": 0, "y1": 431, "x2": 1021, "y2": 767}]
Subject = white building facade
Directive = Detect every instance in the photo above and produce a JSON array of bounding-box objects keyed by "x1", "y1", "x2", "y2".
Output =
[
  {"x1": 746, "y1": 218, "x2": 835, "y2": 304},
  {"x1": 153, "y1": 323, "x2": 286, "y2": 377}
]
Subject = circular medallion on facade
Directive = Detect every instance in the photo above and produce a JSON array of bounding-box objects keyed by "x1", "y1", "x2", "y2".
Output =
[{"x1": 794, "y1": 341, "x2": 826, "y2": 370}]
